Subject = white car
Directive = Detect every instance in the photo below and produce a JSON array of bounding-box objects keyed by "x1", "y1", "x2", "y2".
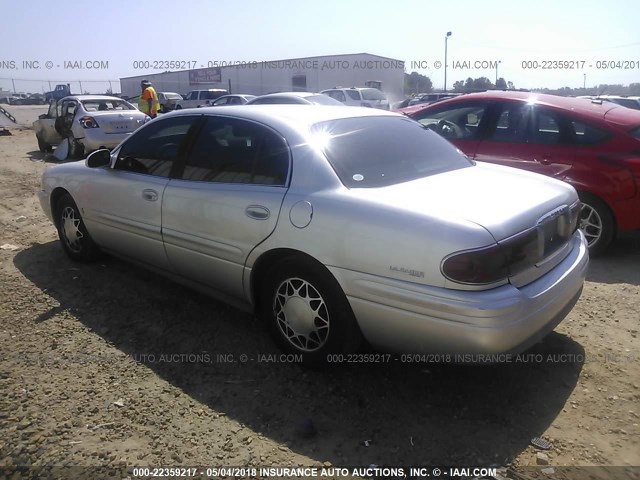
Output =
[
  {"x1": 175, "y1": 89, "x2": 228, "y2": 109},
  {"x1": 33, "y1": 95, "x2": 148, "y2": 158},
  {"x1": 321, "y1": 87, "x2": 390, "y2": 109}
]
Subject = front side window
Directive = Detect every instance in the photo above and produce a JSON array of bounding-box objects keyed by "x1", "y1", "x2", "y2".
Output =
[
  {"x1": 311, "y1": 116, "x2": 472, "y2": 188},
  {"x1": 413, "y1": 102, "x2": 489, "y2": 140},
  {"x1": 115, "y1": 116, "x2": 197, "y2": 177},
  {"x1": 181, "y1": 117, "x2": 289, "y2": 186}
]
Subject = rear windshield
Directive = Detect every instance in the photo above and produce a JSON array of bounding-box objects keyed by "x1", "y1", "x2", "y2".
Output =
[
  {"x1": 311, "y1": 116, "x2": 472, "y2": 188},
  {"x1": 81, "y1": 99, "x2": 135, "y2": 111},
  {"x1": 361, "y1": 88, "x2": 386, "y2": 101}
]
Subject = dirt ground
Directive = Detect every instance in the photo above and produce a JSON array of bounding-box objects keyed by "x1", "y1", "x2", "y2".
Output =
[{"x1": 0, "y1": 121, "x2": 639, "y2": 478}]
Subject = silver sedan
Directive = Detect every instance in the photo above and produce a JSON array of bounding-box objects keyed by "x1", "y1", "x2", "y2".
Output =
[{"x1": 38, "y1": 106, "x2": 589, "y2": 364}]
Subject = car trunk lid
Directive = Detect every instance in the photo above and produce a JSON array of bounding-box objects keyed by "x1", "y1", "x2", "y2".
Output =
[
  {"x1": 350, "y1": 162, "x2": 578, "y2": 243},
  {"x1": 92, "y1": 112, "x2": 145, "y2": 134}
]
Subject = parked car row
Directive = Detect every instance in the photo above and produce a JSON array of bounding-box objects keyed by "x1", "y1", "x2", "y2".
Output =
[
  {"x1": 153, "y1": 88, "x2": 391, "y2": 110},
  {"x1": 576, "y1": 95, "x2": 640, "y2": 110},
  {"x1": 38, "y1": 105, "x2": 588, "y2": 364}
]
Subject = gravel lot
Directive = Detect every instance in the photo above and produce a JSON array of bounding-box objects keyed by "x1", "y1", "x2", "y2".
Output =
[{"x1": 0, "y1": 119, "x2": 639, "y2": 478}]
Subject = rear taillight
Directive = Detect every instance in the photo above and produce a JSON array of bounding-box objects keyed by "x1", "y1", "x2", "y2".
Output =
[
  {"x1": 442, "y1": 202, "x2": 581, "y2": 285},
  {"x1": 79, "y1": 116, "x2": 99, "y2": 129}
]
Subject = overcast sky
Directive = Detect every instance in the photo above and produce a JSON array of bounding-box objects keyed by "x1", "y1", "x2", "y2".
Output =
[{"x1": 1, "y1": 0, "x2": 637, "y2": 93}]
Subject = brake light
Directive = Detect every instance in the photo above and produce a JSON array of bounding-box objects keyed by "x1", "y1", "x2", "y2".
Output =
[
  {"x1": 441, "y1": 202, "x2": 581, "y2": 285},
  {"x1": 79, "y1": 116, "x2": 99, "y2": 129}
]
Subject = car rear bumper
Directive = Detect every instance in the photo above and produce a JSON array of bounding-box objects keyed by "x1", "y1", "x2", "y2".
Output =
[
  {"x1": 329, "y1": 230, "x2": 589, "y2": 355},
  {"x1": 78, "y1": 131, "x2": 133, "y2": 151}
]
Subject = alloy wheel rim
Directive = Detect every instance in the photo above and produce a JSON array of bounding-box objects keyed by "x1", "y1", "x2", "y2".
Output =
[
  {"x1": 61, "y1": 206, "x2": 84, "y2": 252},
  {"x1": 580, "y1": 203, "x2": 602, "y2": 247},
  {"x1": 273, "y1": 277, "x2": 330, "y2": 352}
]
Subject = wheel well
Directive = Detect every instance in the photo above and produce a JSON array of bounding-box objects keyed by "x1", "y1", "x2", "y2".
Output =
[
  {"x1": 49, "y1": 187, "x2": 70, "y2": 227},
  {"x1": 250, "y1": 249, "x2": 334, "y2": 312}
]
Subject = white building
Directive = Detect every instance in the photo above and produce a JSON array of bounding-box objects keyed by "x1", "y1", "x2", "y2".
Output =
[{"x1": 120, "y1": 53, "x2": 404, "y2": 101}]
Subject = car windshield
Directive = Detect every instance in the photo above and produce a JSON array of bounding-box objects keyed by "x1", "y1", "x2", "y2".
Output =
[
  {"x1": 361, "y1": 88, "x2": 386, "y2": 101},
  {"x1": 81, "y1": 99, "x2": 135, "y2": 111},
  {"x1": 306, "y1": 94, "x2": 343, "y2": 105},
  {"x1": 311, "y1": 116, "x2": 472, "y2": 188}
]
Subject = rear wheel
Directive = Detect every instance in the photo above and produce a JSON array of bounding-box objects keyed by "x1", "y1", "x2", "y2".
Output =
[
  {"x1": 55, "y1": 193, "x2": 101, "y2": 262},
  {"x1": 36, "y1": 134, "x2": 52, "y2": 153},
  {"x1": 67, "y1": 136, "x2": 85, "y2": 159},
  {"x1": 578, "y1": 192, "x2": 615, "y2": 256},
  {"x1": 258, "y1": 256, "x2": 362, "y2": 365}
]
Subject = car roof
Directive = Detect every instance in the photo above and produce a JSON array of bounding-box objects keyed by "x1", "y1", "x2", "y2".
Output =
[
  {"x1": 257, "y1": 92, "x2": 323, "y2": 98},
  {"x1": 162, "y1": 104, "x2": 398, "y2": 127},
  {"x1": 59, "y1": 94, "x2": 131, "y2": 102},
  {"x1": 405, "y1": 91, "x2": 627, "y2": 121}
]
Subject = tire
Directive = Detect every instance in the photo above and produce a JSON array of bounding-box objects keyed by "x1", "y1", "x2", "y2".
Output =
[
  {"x1": 258, "y1": 256, "x2": 362, "y2": 365},
  {"x1": 578, "y1": 191, "x2": 615, "y2": 256},
  {"x1": 36, "y1": 134, "x2": 52, "y2": 153},
  {"x1": 67, "y1": 136, "x2": 85, "y2": 159},
  {"x1": 55, "y1": 193, "x2": 101, "y2": 262}
]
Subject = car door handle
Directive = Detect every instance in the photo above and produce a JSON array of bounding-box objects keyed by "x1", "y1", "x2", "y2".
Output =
[
  {"x1": 245, "y1": 205, "x2": 270, "y2": 220},
  {"x1": 142, "y1": 189, "x2": 158, "y2": 201}
]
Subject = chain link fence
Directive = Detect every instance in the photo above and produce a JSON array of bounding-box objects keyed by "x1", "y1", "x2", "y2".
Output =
[{"x1": 0, "y1": 78, "x2": 121, "y2": 96}]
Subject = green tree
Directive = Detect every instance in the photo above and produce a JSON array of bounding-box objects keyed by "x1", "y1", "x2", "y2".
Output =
[
  {"x1": 496, "y1": 78, "x2": 507, "y2": 90},
  {"x1": 472, "y1": 77, "x2": 493, "y2": 90},
  {"x1": 464, "y1": 77, "x2": 474, "y2": 90},
  {"x1": 452, "y1": 80, "x2": 465, "y2": 92},
  {"x1": 404, "y1": 72, "x2": 433, "y2": 95}
]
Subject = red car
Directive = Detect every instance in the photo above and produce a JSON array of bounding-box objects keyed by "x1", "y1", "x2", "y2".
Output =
[{"x1": 400, "y1": 91, "x2": 640, "y2": 254}]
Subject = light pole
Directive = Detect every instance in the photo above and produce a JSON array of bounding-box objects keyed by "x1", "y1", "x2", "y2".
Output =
[
  {"x1": 583, "y1": 73, "x2": 586, "y2": 91},
  {"x1": 444, "y1": 31, "x2": 452, "y2": 91},
  {"x1": 495, "y1": 60, "x2": 501, "y2": 87}
]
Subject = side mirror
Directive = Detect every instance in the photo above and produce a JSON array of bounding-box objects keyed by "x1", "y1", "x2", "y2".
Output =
[
  {"x1": 86, "y1": 149, "x2": 111, "y2": 168},
  {"x1": 38, "y1": 113, "x2": 48, "y2": 119}
]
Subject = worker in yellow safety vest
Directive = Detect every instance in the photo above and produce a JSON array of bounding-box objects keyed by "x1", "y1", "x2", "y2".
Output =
[{"x1": 139, "y1": 80, "x2": 160, "y2": 118}]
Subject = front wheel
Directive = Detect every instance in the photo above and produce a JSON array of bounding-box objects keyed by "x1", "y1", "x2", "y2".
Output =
[
  {"x1": 578, "y1": 192, "x2": 615, "y2": 256},
  {"x1": 67, "y1": 136, "x2": 85, "y2": 159},
  {"x1": 258, "y1": 257, "x2": 362, "y2": 365},
  {"x1": 55, "y1": 193, "x2": 101, "y2": 262},
  {"x1": 36, "y1": 134, "x2": 52, "y2": 153}
]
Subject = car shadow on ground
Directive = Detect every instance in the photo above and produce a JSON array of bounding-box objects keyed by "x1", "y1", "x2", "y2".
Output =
[
  {"x1": 15, "y1": 241, "x2": 586, "y2": 466},
  {"x1": 587, "y1": 231, "x2": 640, "y2": 286},
  {"x1": 25, "y1": 149, "x2": 66, "y2": 164}
]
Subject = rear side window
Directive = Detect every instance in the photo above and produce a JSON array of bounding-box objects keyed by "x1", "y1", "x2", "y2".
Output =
[
  {"x1": 570, "y1": 120, "x2": 611, "y2": 145},
  {"x1": 311, "y1": 116, "x2": 472, "y2": 188},
  {"x1": 181, "y1": 117, "x2": 289, "y2": 185},
  {"x1": 346, "y1": 90, "x2": 361, "y2": 101}
]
